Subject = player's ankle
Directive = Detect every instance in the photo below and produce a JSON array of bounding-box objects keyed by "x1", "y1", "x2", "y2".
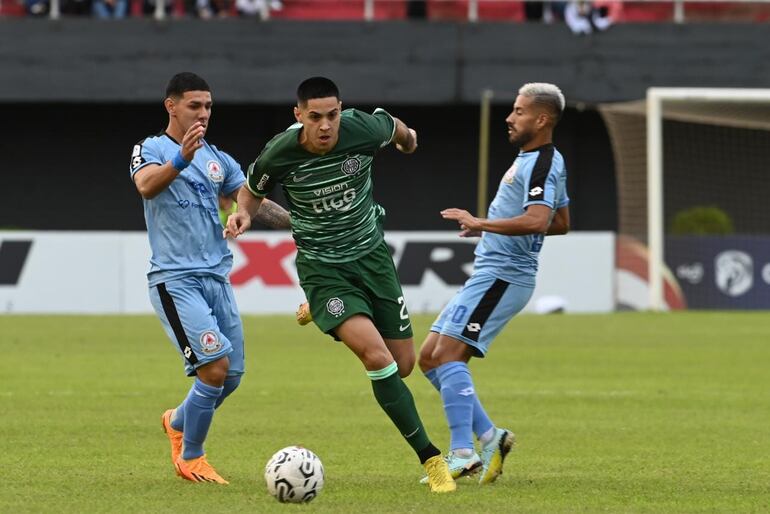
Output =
[
  {"x1": 478, "y1": 427, "x2": 495, "y2": 445},
  {"x1": 452, "y1": 448, "x2": 475, "y2": 458}
]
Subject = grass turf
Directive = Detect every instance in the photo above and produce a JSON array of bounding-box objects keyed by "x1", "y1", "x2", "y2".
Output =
[{"x1": 1, "y1": 312, "x2": 769, "y2": 513}]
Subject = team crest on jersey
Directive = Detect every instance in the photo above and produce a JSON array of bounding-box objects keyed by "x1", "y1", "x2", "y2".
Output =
[
  {"x1": 503, "y1": 161, "x2": 519, "y2": 184},
  {"x1": 341, "y1": 156, "x2": 361, "y2": 176},
  {"x1": 207, "y1": 160, "x2": 224, "y2": 183},
  {"x1": 199, "y1": 331, "x2": 222, "y2": 354},
  {"x1": 326, "y1": 297, "x2": 345, "y2": 318}
]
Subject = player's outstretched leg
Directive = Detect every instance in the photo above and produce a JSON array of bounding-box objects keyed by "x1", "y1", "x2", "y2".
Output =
[
  {"x1": 161, "y1": 374, "x2": 238, "y2": 474},
  {"x1": 174, "y1": 358, "x2": 229, "y2": 484},
  {"x1": 420, "y1": 333, "x2": 505, "y2": 483},
  {"x1": 436, "y1": 362, "x2": 479, "y2": 451},
  {"x1": 338, "y1": 315, "x2": 455, "y2": 492},
  {"x1": 479, "y1": 428, "x2": 515, "y2": 485},
  {"x1": 368, "y1": 362, "x2": 455, "y2": 493}
]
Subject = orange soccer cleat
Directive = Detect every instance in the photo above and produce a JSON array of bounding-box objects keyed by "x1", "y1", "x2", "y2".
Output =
[
  {"x1": 174, "y1": 454, "x2": 229, "y2": 484},
  {"x1": 161, "y1": 409, "x2": 183, "y2": 475}
]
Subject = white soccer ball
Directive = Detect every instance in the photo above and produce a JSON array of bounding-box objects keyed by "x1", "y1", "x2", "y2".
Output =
[{"x1": 264, "y1": 446, "x2": 324, "y2": 503}]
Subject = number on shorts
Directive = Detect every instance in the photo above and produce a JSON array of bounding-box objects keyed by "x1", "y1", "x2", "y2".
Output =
[
  {"x1": 397, "y1": 296, "x2": 409, "y2": 320},
  {"x1": 451, "y1": 305, "x2": 467, "y2": 324}
]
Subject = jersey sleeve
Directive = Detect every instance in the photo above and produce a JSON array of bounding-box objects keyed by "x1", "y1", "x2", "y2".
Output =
[
  {"x1": 346, "y1": 108, "x2": 397, "y2": 151},
  {"x1": 129, "y1": 137, "x2": 163, "y2": 179},
  {"x1": 556, "y1": 170, "x2": 570, "y2": 209},
  {"x1": 245, "y1": 131, "x2": 296, "y2": 197},
  {"x1": 220, "y1": 152, "x2": 246, "y2": 197},
  {"x1": 523, "y1": 146, "x2": 564, "y2": 210},
  {"x1": 245, "y1": 154, "x2": 276, "y2": 198}
]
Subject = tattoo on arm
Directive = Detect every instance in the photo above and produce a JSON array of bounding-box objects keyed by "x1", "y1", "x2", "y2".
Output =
[{"x1": 253, "y1": 200, "x2": 291, "y2": 229}]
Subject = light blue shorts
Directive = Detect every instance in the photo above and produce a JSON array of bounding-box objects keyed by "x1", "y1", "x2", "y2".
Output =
[
  {"x1": 431, "y1": 272, "x2": 533, "y2": 357},
  {"x1": 149, "y1": 275, "x2": 244, "y2": 377}
]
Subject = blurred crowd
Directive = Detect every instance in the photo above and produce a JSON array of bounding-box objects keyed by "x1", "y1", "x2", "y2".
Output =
[
  {"x1": 2, "y1": 0, "x2": 769, "y2": 23},
  {"x1": 13, "y1": 0, "x2": 282, "y2": 18}
]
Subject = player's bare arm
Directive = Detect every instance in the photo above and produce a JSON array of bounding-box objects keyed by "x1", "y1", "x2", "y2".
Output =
[
  {"x1": 254, "y1": 199, "x2": 291, "y2": 230},
  {"x1": 392, "y1": 117, "x2": 417, "y2": 154},
  {"x1": 223, "y1": 186, "x2": 263, "y2": 238},
  {"x1": 133, "y1": 122, "x2": 206, "y2": 199},
  {"x1": 546, "y1": 206, "x2": 570, "y2": 235},
  {"x1": 226, "y1": 188, "x2": 290, "y2": 230},
  {"x1": 441, "y1": 204, "x2": 552, "y2": 236}
]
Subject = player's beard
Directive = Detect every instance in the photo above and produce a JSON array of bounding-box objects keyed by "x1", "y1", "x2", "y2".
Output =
[{"x1": 509, "y1": 127, "x2": 534, "y2": 148}]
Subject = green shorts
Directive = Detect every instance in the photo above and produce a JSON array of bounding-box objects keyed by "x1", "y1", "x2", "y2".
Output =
[{"x1": 296, "y1": 240, "x2": 413, "y2": 340}]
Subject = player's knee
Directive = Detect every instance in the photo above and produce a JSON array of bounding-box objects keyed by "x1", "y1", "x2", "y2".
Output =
[
  {"x1": 197, "y1": 357, "x2": 230, "y2": 387},
  {"x1": 361, "y1": 347, "x2": 393, "y2": 371},
  {"x1": 396, "y1": 353, "x2": 415, "y2": 378},
  {"x1": 417, "y1": 345, "x2": 436, "y2": 373}
]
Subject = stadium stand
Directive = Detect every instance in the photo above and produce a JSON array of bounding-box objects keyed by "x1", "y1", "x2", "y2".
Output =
[{"x1": 2, "y1": 0, "x2": 770, "y2": 24}]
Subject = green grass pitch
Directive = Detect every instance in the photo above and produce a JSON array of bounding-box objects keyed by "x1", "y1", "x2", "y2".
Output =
[{"x1": 1, "y1": 312, "x2": 769, "y2": 513}]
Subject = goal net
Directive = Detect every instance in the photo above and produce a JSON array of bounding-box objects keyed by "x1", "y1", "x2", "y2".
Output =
[{"x1": 599, "y1": 88, "x2": 770, "y2": 310}]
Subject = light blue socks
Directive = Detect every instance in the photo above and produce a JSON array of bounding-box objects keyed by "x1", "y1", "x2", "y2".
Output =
[
  {"x1": 180, "y1": 378, "x2": 224, "y2": 460},
  {"x1": 169, "y1": 375, "x2": 241, "y2": 431},
  {"x1": 427, "y1": 364, "x2": 494, "y2": 448}
]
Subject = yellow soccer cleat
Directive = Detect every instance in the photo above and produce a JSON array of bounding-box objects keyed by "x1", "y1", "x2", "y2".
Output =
[
  {"x1": 479, "y1": 428, "x2": 515, "y2": 485},
  {"x1": 419, "y1": 452, "x2": 482, "y2": 484},
  {"x1": 161, "y1": 409, "x2": 183, "y2": 476},
  {"x1": 296, "y1": 302, "x2": 313, "y2": 326},
  {"x1": 422, "y1": 454, "x2": 456, "y2": 493},
  {"x1": 174, "y1": 454, "x2": 229, "y2": 484}
]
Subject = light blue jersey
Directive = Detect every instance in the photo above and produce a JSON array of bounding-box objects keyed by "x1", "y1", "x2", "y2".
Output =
[
  {"x1": 473, "y1": 143, "x2": 569, "y2": 287},
  {"x1": 129, "y1": 132, "x2": 245, "y2": 286},
  {"x1": 130, "y1": 131, "x2": 246, "y2": 375},
  {"x1": 431, "y1": 143, "x2": 569, "y2": 356}
]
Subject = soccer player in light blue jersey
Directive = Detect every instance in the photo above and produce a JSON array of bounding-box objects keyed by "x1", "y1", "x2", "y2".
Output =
[
  {"x1": 130, "y1": 72, "x2": 290, "y2": 484},
  {"x1": 418, "y1": 83, "x2": 571, "y2": 485}
]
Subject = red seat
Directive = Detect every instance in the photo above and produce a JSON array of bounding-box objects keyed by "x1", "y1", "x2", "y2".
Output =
[
  {"x1": 427, "y1": 0, "x2": 524, "y2": 21},
  {"x1": 684, "y1": 1, "x2": 770, "y2": 21},
  {"x1": 615, "y1": 2, "x2": 674, "y2": 22},
  {"x1": 273, "y1": 0, "x2": 406, "y2": 20},
  {"x1": 0, "y1": 0, "x2": 27, "y2": 15}
]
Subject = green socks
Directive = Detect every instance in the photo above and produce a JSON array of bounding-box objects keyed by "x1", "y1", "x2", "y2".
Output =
[{"x1": 368, "y1": 362, "x2": 433, "y2": 458}]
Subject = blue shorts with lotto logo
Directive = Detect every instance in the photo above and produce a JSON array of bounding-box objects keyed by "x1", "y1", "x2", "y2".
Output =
[
  {"x1": 149, "y1": 275, "x2": 244, "y2": 377},
  {"x1": 431, "y1": 272, "x2": 534, "y2": 358}
]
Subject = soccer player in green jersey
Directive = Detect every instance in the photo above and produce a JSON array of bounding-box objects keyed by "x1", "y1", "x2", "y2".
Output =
[{"x1": 224, "y1": 77, "x2": 455, "y2": 493}]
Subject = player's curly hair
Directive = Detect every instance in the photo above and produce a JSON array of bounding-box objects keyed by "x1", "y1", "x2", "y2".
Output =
[{"x1": 165, "y1": 72, "x2": 210, "y2": 99}]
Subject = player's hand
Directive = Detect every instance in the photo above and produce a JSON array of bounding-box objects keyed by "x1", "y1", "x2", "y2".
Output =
[
  {"x1": 223, "y1": 211, "x2": 251, "y2": 239},
  {"x1": 181, "y1": 122, "x2": 206, "y2": 162},
  {"x1": 396, "y1": 128, "x2": 418, "y2": 154},
  {"x1": 459, "y1": 228, "x2": 482, "y2": 238},
  {"x1": 441, "y1": 208, "x2": 482, "y2": 232}
]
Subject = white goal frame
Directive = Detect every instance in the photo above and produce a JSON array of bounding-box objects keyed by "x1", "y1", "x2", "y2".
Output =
[{"x1": 646, "y1": 87, "x2": 770, "y2": 310}]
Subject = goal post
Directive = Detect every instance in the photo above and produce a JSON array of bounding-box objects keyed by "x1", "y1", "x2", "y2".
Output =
[{"x1": 646, "y1": 87, "x2": 770, "y2": 310}]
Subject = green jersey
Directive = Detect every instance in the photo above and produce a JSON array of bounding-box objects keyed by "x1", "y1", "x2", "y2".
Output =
[{"x1": 246, "y1": 108, "x2": 396, "y2": 262}]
